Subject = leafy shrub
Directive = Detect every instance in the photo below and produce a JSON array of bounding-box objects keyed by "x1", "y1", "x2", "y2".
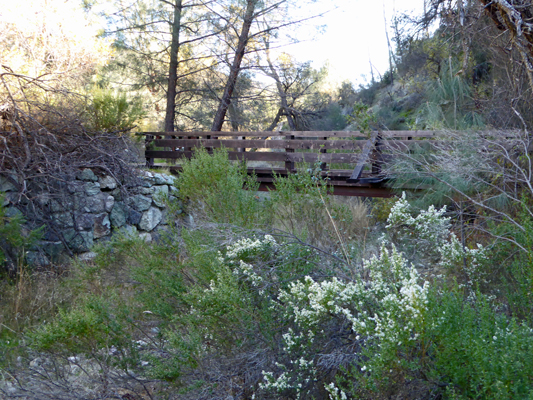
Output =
[
  {"x1": 177, "y1": 147, "x2": 270, "y2": 228},
  {"x1": 86, "y1": 88, "x2": 145, "y2": 133},
  {"x1": 0, "y1": 195, "x2": 43, "y2": 275}
]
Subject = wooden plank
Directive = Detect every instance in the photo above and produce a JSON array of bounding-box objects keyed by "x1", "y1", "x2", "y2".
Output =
[
  {"x1": 347, "y1": 132, "x2": 380, "y2": 183},
  {"x1": 145, "y1": 150, "x2": 361, "y2": 164},
  {"x1": 139, "y1": 130, "x2": 438, "y2": 138},
  {"x1": 153, "y1": 138, "x2": 365, "y2": 150},
  {"x1": 246, "y1": 167, "x2": 355, "y2": 177},
  {"x1": 255, "y1": 182, "x2": 394, "y2": 197},
  {"x1": 141, "y1": 130, "x2": 367, "y2": 138}
]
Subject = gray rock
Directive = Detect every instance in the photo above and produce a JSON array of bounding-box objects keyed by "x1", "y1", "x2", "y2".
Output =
[
  {"x1": 140, "y1": 187, "x2": 155, "y2": 195},
  {"x1": 153, "y1": 173, "x2": 174, "y2": 185},
  {"x1": 110, "y1": 202, "x2": 127, "y2": 228},
  {"x1": 119, "y1": 225, "x2": 138, "y2": 238},
  {"x1": 0, "y1": 175, "x2": 17, "y2": 192},
  {"x1": 111, "y1": 188, "x2": 123, "y2": 201},
  {"x1": 127, "y1": 208, "x2": 143, "y2": 225},
  {"x1": 94, "y1": 213, "x2": 111, "y2": 239},
  {"x1": 73, "y1": 192, "x2": 87, "y2": 210},
  {"x1": 127, "y1": 194, "x2": 152, "y2": 211},
  {"x1": 77, "y1": 169, "x2": 98, "y2": 182},
  {"x1": 84, "y1": 182, "x2": 101, "y2": 196},
  {"x1": 152, "y1": 225, "x2": 172, "y2": 243},
  {"x1": 26, "y1": 251, "x2": 50, "y2": 267},
  {"x1": 67, "y1": 183, "x2": 78, "y2": 194},
  {"x1": 139, "y1": 232, "x2": 152, "y2": 242},
  {"x1": 99, "y1": 176, "x2": 117, "y2": 190},
  {"x1": 169, "y1": 186, "x2": 179, "y2": 196},
  {"x1": 85, "y1": 193, "x2": 106, "y2": 213},
  {"x1": 75, "y1": 213, "x2": 94, "y2": 231},
  {"x1": 64, "y1": 229, "x2": 93, "y2": 253},
  {"x1": 42, "y1": 241, "x2": 65, "y2": 261},
  {"x1": 52, "y1": 212, "x2": 74, "y2": 228},
  {"x1": 152, "y1": 185, "x2": 169, "y2": 207},
  {"x1": 160, "y1": 208, "x2": 169, "y2": 225},
  {"x1": 49, "y1": 197, "x2": 75, "y2": 212},
  {"x1": 139, "y1": 207, "x2": 162, "y2": 232},
  {"x1": 4, "y1": 207, "x2": 23, "y2": 219},
  {"x1": 104, "y1": 195, "x2": 115, "y2": 213},
  {"x1": 78, "y1": 252, "x2": 97, "y2": 262},
  {"x1": 137, "y1": 177, "x2": 153, "y2": 188}
]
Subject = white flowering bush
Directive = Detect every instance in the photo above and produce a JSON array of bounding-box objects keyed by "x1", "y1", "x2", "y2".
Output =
[
  {"x1": 222, "y1": 235, "x2": 277, "y2": 262},
  {"x1": 387, "y1": 192, "x2": 487, "y2": 285},
  {"x1": 259, "y1": 244, "x2": 430, "y2": 398},
  {"x1": 386, "y1": 192, "x2": 450, "y2": 255},
  {"x1": 439, "y1": 233, "x2": 487, "y2": 285}
]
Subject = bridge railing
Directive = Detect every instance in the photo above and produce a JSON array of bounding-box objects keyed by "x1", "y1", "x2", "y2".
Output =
[{"x1": 139, "y1": 130, "x2": 437, "y2": 189}]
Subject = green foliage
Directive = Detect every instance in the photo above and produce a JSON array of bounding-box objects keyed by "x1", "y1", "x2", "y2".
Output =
[
  {"x1": 338, "y1": 286, "x2": 533, "y2": 400},
  {"x1": 423, "y1": 61, "x2": 484, "y2": 130},
  {"x1": 489, "y1": 205, "x2": 533, "y2": 321},
  {"x1": 177, "y1": 147, "x2": 270, "y2": 228},
  {"x1": 346, "y1": 102, "x2": 377, "y2": 135},
  {"x1": 31, "y1": 295, "x2": 133, "y2": 354},
  {"x1": 85, "y1": 88, "x2": 145, "y2": 133},
  {"x1": 0, "y1": 195, "x2": 43, "y2": 274},
  {"x1": 371, "y1": 196, "x2": 400, "y2": 223}
]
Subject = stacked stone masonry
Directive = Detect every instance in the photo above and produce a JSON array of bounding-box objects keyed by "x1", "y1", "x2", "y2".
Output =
[{"x1": 0, "y1": 169, "x2": 181, "y2": 266}]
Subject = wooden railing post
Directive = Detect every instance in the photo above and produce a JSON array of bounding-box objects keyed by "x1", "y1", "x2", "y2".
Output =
[
  {"x1": 371, "y1": 133, "x2": 383, "y2": 176},
  {"x1": 320, "y1": 136, "x2": 328, "y2": 171},
  {"x1": 145, "y1": 134, "x2": 155, "y2": 167},
  {"x1": 285, "y1": 133, "x2": 295, "y2": 173}
]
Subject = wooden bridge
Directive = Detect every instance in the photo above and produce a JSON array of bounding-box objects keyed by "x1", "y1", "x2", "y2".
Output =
[{"x1": 141, "y1": 130, "x2": 436, "y2": 197}]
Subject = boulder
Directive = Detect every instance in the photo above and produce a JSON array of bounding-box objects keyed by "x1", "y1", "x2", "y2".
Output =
[
  {"x1": 26, "y1": 251, "x2": 50, "y2": 267},
  {"x1": 139, "y1": 232, "x2": 152, "y2": 242},
  {"x1": 153, "y1": 173, "x2": 174, "y2": 185},
  {"x1": 104, "y1": 195, "x2": 115, "y2": 213},
  {"x1": 52, "y1": 212, "x2": 74, "y2": 228},
  {"x1": 110, "y1": 202, "x2": 127, "y2": 228},
  {"x1": 64, "y1": 229, "x2": 93, "y2": 253},
  {"x1": 169, "y1": 185, "x2": 179, "y2": 196},
  {"x1": 0, "y1": 174, "x2": 18, "y2": 192},
  {"x1": 127, "y1": 208, "x2": 143, "y2": 225},
  {"x1": 140, "y1": 187, "x2": 155, "y2": 195},
  {"x1": 85, "y1": 193, "x2": 106, "y2": 213},
  {"x1": 75, "y1": 213, "x2": 94, "y2": 231},
  {"x1": 94, "y1": 213, "x2": 111, "y2": 239},
  {"x1": 152, "y1": 185, "x2": 169, "y2": 207},
  {"x1": 99, "y1": 176, "x2": 117, "y2": 190},
  {"x1": 76, "y1": 169, "x2": 98, "y2": 182},
  {"x1": 127, "y1": 194, "x2": 152, "y2": 211},
  {"x1": 119, "y1": 225, "x2": 138, "y2": 238},
  {"x1": 139, "y1": 207, "x2": 162, "y2": 232},
  {"x1": 84, "y1": 182, "x2": 101, "y2": 196},
  {"x1": 42, "y1": 241, "x2": 65, "y2": 261},
  {"x1": 4, "y1": 207, "x2": 23, "y2": 219}
]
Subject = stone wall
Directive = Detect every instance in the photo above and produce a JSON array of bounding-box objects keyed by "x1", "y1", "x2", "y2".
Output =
[{"x1": 0, "y1": 169, "x2": 181, "y2": 266}]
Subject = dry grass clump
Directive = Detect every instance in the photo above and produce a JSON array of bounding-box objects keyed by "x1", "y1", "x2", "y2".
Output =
[{"x1": 0, "y1": 266, "x2": 70, "y2": 339}]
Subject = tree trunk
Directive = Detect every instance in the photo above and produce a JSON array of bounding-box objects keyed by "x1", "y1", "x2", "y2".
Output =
[
  {"x1": 164, "y1": 0, "x2": 183, "y2": 133},
  {"x1": 211, "y1": 0, "x2": 256, "y2": 131},
  {"x1": 265, "y1": 47, "x2": 297, "y2": 130}
]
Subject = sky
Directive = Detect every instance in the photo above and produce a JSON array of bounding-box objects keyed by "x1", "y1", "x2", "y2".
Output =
[
  {"x1": 0, "y1": 0, "x2": 425, "y2": 87},
  {"x1": 286, "y1": 0, "x2": 425, "y2": 86}
]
